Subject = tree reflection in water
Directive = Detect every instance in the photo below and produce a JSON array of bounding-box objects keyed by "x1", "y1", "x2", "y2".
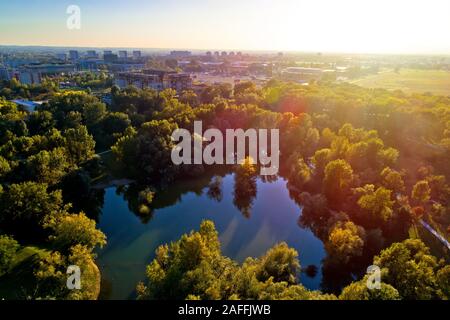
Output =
[
  {"x1": 233, "y1": 158, "x2": 257, "y2": 218},
  {"x1": 207, "y1": 176, "x2": 223, "y2": 202}
]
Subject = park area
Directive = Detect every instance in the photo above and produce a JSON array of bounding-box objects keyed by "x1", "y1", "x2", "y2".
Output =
[{"x1": 350, "y1": 68, "x2": 450, "y2": 96}]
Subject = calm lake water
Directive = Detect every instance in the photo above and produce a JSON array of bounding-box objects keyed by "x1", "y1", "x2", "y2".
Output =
[{"x1": 96, "y1": 173, "x2": 325, "y2": 300}]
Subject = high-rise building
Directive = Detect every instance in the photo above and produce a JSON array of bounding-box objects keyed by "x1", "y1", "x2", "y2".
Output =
[
  {"x1": 86, "y1": 50, "x2": 98, "y2": 58},
  {"x1": 104, "y1": 53, "x2": 118, "y2": 63},
  {"x1": 18, "y1": 64, "x2": 76, "y2": 85},
  {"x1": 132, "y1": 50, "x2": 141, "y2": 59},
  {"x1": 169, "y1": 50, "x2": 191, "y2": 57},
  {"x1": 0, "y1": 65, "x2": 10, "y2": 81},
  {"x1": 56, "y1": 53, "x2": 67, "y2": 61},
  {"x1": 69, "y1": 50, "x2": 79, "y2": 61},
  {"x1": 103, "y1": 50, "x2": 113, "y2": 56},
  {"x1": 118, "y1": 51, "x2": 128, "y2": 59}
]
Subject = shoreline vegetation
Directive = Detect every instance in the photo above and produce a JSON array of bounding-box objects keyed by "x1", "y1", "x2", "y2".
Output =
[{"x1": 1, "y1": 73, "x2": 449, "y2": 300}]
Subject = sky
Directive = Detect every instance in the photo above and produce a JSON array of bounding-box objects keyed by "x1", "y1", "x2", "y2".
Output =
[{"x1": 0, "y1": 0, "x2": 449, "y2": 54}]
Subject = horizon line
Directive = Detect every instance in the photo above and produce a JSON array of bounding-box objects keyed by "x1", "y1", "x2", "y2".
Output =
[{"x1": 1, "y1": 43, "x2": 450, "y2": 57}]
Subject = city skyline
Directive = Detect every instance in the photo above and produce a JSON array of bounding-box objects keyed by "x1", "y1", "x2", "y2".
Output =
[{"x1": 1, "y1": 0, "x2": 450, "y2": 55}]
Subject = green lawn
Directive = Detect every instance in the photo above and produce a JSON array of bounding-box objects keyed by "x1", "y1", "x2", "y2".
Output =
[
  {"x1": 349, "y1": 69, "x2": 450, "y2": 96},
  {"x1": 0, "y1": 246, "x2": 49, "y2": 299}
]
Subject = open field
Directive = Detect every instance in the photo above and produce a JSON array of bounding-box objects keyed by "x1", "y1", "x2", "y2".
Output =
[{"x1": 349, "y1": 68, "x2": 450, "y2": 96}]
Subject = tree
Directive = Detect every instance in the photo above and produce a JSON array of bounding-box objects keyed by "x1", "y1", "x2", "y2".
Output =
[
  {"x1": 82, "y1": 101, "x2": 106, "y2": 129},
  {"x1": 101, "y1": 112, "x2": 130, "y2": 135},
  {"x1": 339, "y1": 275, "x2": 400, "y2": 300},
  {"x1": 233, "y1": 157, "x2": 257, "y2": 218},
  {"x1": 0, "y1": 182, "x2": 69, "y2": 240},
  {"x1": 137, "y1": 220, "x2": 230, "y2": 300},
  {"x1": 411, "y1": 180, "x2": 431, "y2": 205},
  {"x1": 25, "y1": 147, "x2": 70, "y2": 185},
  {"x1": 234, "y1": 81, "x2": 257, "y2": 96},
  {"x1": 0, "y1": 155, "x2": 11, "y2": 179},
  {"x1": 27, "y1": 111, "x2": 56, "y2": 135},
  {"x1": 437, "y1": 265, "x2": 450, "y2": 299},
  {"x1": 373, "y1": 239, "x2": 440, "y2": 299},
  {"x1": 137, "y1": 220, "x2": 334, "y2": 300},
  {"x1": 112, "y1": 120, "x2": 179, "y2": 183},
  {"x1": 63, "y1": 125, "x2": 95, "y2": 165},
  {"x1": 47, "y1": 213, "x2": 106, "y2": 252},
  {"x1": 256, "y1": 242, "x2": 300, "y2": 285},
  {"x1": 357, "y1": 186, "x2": 395, "y2": 224},
  {"x1": 312, "y1": 148, "x2": 331, "y2": 178},
  {"x1": 323, "y1": 159, "x2": 354, "y2": 207},
  {"x1": 325, "y1": 221, "x2": 365, "y2": 264},
  {"x1": 0, "y1": 235, "x2": 20, "y2": 276},
  {"x1": 288, "y1": 158, "x2": 312, "y2": 190},
  {"x1": 179, "y1": 90, "x2": 198, "y2": 107},
  {"x1": 33, "y1": 245, "x2": 99, "y2": 300},
  {"x1": 380, "y1": 167, "x2": 405, "y2": 194}
]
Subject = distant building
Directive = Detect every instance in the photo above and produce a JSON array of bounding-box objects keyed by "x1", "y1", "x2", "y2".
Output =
[
  {"x1": 69, "y1": 50, "x2": 79, "y2": 61},
  {"x1": 115, "y1": 69, "x2": 192, "y2": 92},
  {"x1": 132, "y1": 50, "x2": 141, "y2": 59},
  {"x1": 281, "y1": 67, "x2": 323, "y2": 83},
  {"x1": 221, "y1": 51, "x2": 227, "y2": 56},
  {"x1": 86, "y1": 50, "x2": 98, "y2": 58},
  {"x1": 104, "y1": 53, "x2": 118, "y2": 63},
  {"x1": 115, "y1": 72, "x2": 163, "y2": 90},
  {"x1": 18, "y1": 64, "x2": 75, "y2": 85},
  {"x1": 56, "y1": 53, "x2": 67, "y2": 61},
  {"x1": 108, "y1": 61, "x2": 145, "y2": 72},
  {"x1": 169, "y1": 50, "x2": 191, "y2": 57},
  {"x1": 77, "y1": 59, "x2": 102, "y2": 71},
  {"x1": 0, "y1": 65, "x2": 10, "y2": 80},
  {"x1": 165, "y1": 73, "x2": 193, "y2": 92},
  {"x1": 103, "y1": 50, "x2": 113, "y2": 56},
  {"x1": 118, "y1": 51, "x2": 128, "y2": 59}
]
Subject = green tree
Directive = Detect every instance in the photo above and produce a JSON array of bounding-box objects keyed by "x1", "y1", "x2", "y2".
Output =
[
  {"x1": 25, "y1": 147, "x2": 70, "y2": 185},
  {"x1": 112, "y1": 120, "x2": 179, "y2": 183},
  {"x1": 357, "y1": 186, "x2": 395, "y2": 223},
  {"x1": 437, "y1": 265, "x2": 450, "y2": 299},
  {"x1": 323, "y1": 159, "x2": 354, "y2": 207},
  {"x1": 0, "y1": 234, "x2": 20, "y2": 276},
  {"x1": 373, "y1": 239, "x2": 440, "y2": 299},
  {"x1": 47, "y1": 213, "x2": 106, "y2": 252},
  {"x1": 256, "y1": 243, "x2": 300, "y2": 284},
  {"x1": 0, "y1": 182, "x2": 68, "y2": 240},
  {"x1": 325, "y1": 221, "x2": 365, "y2": 264},
  {"x1": 339, "y1": 276, "x2": 400, "y2": 300},
  {"x1": 233, "y1": 157, "x2": 257, "y2": 218},
  {"x1": 63, "y1": 125, "x2": 95, "y2": 165},
  {"x1": 411, "y1": 180, "x2": 431, "y2": 205},
  {"x1": 0, "y1": 155, "x2": 11, "y2": 179},
  {"x1": 380, "y1": 167, "x2": 405, "y2": 194},
  {"x1": 137, "y1": 220, "x2": 334, "y2": 300}
]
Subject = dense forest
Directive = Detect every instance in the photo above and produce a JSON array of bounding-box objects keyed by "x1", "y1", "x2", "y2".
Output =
[{"x1": 0, "y1": 76, "x2": 449, "y2": 299}]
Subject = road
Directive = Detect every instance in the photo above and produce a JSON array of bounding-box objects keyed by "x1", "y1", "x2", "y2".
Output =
[{"x1": 420, "y1": 220, "x2": 450, "y2": 251}]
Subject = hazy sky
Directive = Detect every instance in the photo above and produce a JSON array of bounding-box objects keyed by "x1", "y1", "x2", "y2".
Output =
[{"x1": 1, "y1": 0, "x2": 449, "y2": 54}]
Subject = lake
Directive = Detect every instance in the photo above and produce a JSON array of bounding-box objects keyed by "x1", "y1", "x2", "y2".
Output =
[{"x1": 96, "y1": 173, "x2": 326, "y2": 299}]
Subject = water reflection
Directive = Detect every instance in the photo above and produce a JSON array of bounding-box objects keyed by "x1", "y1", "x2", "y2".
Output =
[
  {"x1": 96, "y1": 173, "x2": 326, "y2": 299},
  {"x1": 207, "y1": 176, "x2": 223, "y2": 202}
]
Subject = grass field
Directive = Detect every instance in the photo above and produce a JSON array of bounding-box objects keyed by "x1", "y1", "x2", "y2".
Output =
[{"x1": 349, "y1": 68, "x2": 450, "y2": 96}]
